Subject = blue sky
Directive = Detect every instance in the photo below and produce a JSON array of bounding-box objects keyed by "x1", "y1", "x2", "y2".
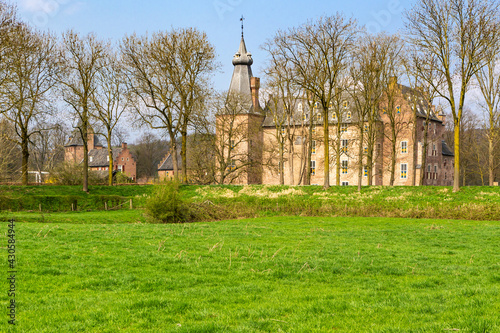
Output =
[{"x1": 14, "y1": 0, "x2": 414, "y2": 92}]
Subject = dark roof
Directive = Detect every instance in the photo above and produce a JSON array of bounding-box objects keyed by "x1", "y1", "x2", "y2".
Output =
[
  {"x1": 442, "y1": 141, "x2": 454, "y2": 156},
  {"x1": 65, "y1": 131, "x2": 102, "y2": 147},
  {"x1": 262, "y1": 97, "x2": 361, "y2": 128},
  {"x1": 400, "y1": 84, "x2": 442, "y2": 122},
  {"x1": 88, "y1": 148, "x2": 122, "y2": 167},
  {"x1": 229, "y1": 37, "x2": 253, "y2": 97},
  {"x1": 158, "y1": 151, "x2": 181, "y2": 171}
]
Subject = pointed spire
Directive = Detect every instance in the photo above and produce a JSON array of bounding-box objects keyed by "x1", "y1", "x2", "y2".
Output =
[{"x1": 240, "y1": 15, "x2": 245, "y2": 38}]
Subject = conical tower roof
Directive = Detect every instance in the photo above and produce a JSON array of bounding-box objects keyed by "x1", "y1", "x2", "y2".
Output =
[{"x1": 229, "y1": 37, "x2": 253, "y2": 97}]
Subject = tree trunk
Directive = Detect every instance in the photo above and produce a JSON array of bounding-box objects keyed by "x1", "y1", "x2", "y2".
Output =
[
  {"x1": 82, "y1": 119, "x2": 89, "y2": 193},
  {"x1": 389, "y1": 129, "x2": 396, "y2": 186},
  {"x1": 323, "y1": 108, "x2": 330, "y2": 190},
  {"x1": 357, "y1": 127, "x2": 364, "y2": 192},
  {"x1": 336, "y1": 124, "x2": 341, "y2": 186},
  {"x1": 107, "y1": 132, "x2": 113, "y2": 186},
  {"x1": 288, "y1": 136, "x2": 294, "y2": 185},
  {"x1": 279, "y1": 139, "x2": 284, "y2": 185},
  {"x1": 181, "y1": 130, "x2": 187, "y2": 184},
  {"x1": 489, "y1": 136, "x2": 494, "y2": 186},
  {"x1": 453, "y1": 120, "x2": 460, "y2": 192},
  {"x1": 170, "y1": 133, "x2": 179, "y2": 181},
  {"x1": 21, "y1": 136, "x2": 29, "y2": 186},
  {"x1": 420, "y1": 121, "x2": 429, "y2": 186}
]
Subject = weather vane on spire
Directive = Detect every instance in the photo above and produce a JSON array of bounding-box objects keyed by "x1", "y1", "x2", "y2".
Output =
[{"x1": 240, "y1": 15, "x2": 245, "y2": 38}]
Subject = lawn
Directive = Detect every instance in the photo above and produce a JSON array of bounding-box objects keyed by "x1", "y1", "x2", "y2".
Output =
[{"x1": 1, "y1": 215, "x2": 499, "y2": 332}]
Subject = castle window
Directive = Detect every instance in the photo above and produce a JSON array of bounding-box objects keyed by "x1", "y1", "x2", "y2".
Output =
[
  {"x1": 341, "y1": 124, "x2": 347, "y2": 133},
  {"x1": 383, "y1": 108, "x2": 387, "y2": 114},
  {"x1": 401, "y1": 141, "x2": 408, "y2": 154},
  {"x1": 347, "y1": 111, "x2": 352, "y2": 120},
  {"x1": 314, "y1": 102, "x2": 320, "y2": 108},
  {"x1": 229, "y1": 159, "x2": 236, "y2": 171},
  {"x1": 401, "y1": 163, "x2": 408, "y2": 179},
  {"x1": 298, "y1": 103, "x2": 303, "y2": 112},
  {"x1": 230, "y1": 140, "x2": 235, "y2": 151},
  {"x1": 281, "y1": 127, "x2": 285, "y2": 136},
  {"x1": 312, "y1": 140, "x2": 316, "y2": 154},
  {"x1": 122, "y1": 157, "x2": 124, "y2": 161},
  {"x1": 343, "y1": 101, "x2": 349, "y2": 109},
  {"x1": 332, "y1": 113, "x2": 337, "y2": 120},
  {"x1": 312, "y1": 127, "x2": 316, "y2": 134},
  {"x1": 342, "y1": 181, "x2": 349, "y2": 186},
  {"x1": 364, "y1": 147, "x2": 368, "y2": 154},
  {"x1": 396, "y1": 105, "x2": 401, "y2": 114},
  {"x1": 342, "y1": 160, "x2": 348, "y2": 174},
  {"x1": 364, "y1": 124, "x2": 368, "y2": 132},
  {"x1": 364, "y1": 165, "x2": 368, "y2": 177},
  {"x1": 341, "y1": 139, "x2": 348, "y2": 154},
  {"x1": 310, "y1": 160, "x2": 316, "y2": 176}
]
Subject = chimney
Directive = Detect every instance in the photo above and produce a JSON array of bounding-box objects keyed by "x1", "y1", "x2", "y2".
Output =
[
  {"x1": 121, "y1": 142, "x2": 127, "y2": 149},
  {"x1": 389, "y1": 76, "x2": 397, "y2": 89},
  {"x1": 250, "y1": 77, "x2": 260, "y2": 111}
]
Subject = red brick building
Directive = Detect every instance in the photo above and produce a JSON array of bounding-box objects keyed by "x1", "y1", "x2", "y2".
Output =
[{"x1": 64, "y1": 130, "x2": 137, "y2": 181}]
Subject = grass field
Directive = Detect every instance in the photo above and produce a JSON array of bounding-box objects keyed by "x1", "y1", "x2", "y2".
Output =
[{"x1": 1, "y1": 215, "x2": 499, "y2": 332}]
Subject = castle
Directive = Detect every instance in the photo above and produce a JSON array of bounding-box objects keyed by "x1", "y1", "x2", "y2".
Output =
[{"x1": 215, "y1": 34, "x2": 454, "y2": 186}]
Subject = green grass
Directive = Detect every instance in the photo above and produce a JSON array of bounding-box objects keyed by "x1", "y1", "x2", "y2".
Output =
[
  {"x1": 2, "y1": 184, "x2": 500, "y2": 220},
  {"x1": 1, "y1": 216, "x2": 499, "y2": 332}
]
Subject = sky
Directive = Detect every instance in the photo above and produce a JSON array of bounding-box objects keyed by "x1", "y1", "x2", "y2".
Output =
[{"x1": 13, "y1": 0, "x2": 415, "y2": 92}]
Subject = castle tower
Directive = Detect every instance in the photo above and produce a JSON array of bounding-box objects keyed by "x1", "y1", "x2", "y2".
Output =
[{"x1": 216, "y1": 24, "x2": 264, "y2": 184}]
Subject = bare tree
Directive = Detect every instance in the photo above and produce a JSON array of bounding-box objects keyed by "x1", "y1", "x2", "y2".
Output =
[
  {"x1": 375, "y1": 34, "x2": 405, "y2": 186},
  {"x1": 402, "y1": 50, "x2": 445, "y2": 186},
  {"x1": 475, "y1": 40, "x2": 500, "y2": 185},
  {"x1": 1, "y1": 25, "x2": 58, "y2": 185},
  {"x1": 350, "y1": 34, "x2": 389, "y2": 190},
  {"x1": 269, "y1": 14, "x2": 358, "y2": 189},
  {"x1": 261, "y1": 43, "x2": 303, "y2": 184},
  {"x1": 164, "y1": 28, "x2": 217, "y2": 184},
  {"x1": 59, "y1": 31, "x2": 108, "y2": 192},
  {"x1": 130, "y1": 131, "x2": 169, "y2": 181},
  {"x1": 0, "y1": 117, "x2": 21, "y2": 182},
  {"x1": 405, "y1": 0, "x2": 500, "y2": 192},
  {"x1": 121, "y1": 33, "x2": 180, "y2": 180},
  {"x1": 122, "y1": 28, "x2": 216, "y2": 184},
  {"x1": 29, "y1": 121, "x2": 68, "y2": 182},
  {"x1": 91, "y1": 51, "x2": 129, "y2": 185},
  {"x1": 213, "y1": 90, "x2": 260, "y2": 184}
]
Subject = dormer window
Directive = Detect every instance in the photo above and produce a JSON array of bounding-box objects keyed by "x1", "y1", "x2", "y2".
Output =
[
  {"x1": 106, "y1": 156, "x2": 109, "y2": 162},
  {"x1": 89, "y1": 156, "x2": 93, "y2": 162},
  {"x1": 343, "y1": 101, "x2": 349, "y2": 109}
]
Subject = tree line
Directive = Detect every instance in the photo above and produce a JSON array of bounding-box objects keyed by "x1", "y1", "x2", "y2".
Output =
[{"x1": 0, "y1": 0, "x2": 499, "y2": 191}]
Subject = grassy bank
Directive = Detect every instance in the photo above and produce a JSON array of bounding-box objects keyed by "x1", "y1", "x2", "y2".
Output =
[
  {"x1": 184, "y1": 185, "x2": 500, "y2": 221},
  {"x1": 2, "y1": 216, "x2": 499, "y2": 332},
  {"x1": 0, "y1": 185, "x2": 153, "y2": 212},
  {"x1": 2, "y1": 184, "x2": 500, "y2": 221}
]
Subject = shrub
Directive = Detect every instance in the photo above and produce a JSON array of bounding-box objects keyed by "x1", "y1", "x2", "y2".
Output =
[
  {"x1": 49, "y1": 162, "x2": 107, "y2": 185},
  {"x1": 114, "y1": 172, "x2": 134, "y2": 184},
  {"x1": 145, "y1": 181, "x2": 190, "y2": 223}
]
